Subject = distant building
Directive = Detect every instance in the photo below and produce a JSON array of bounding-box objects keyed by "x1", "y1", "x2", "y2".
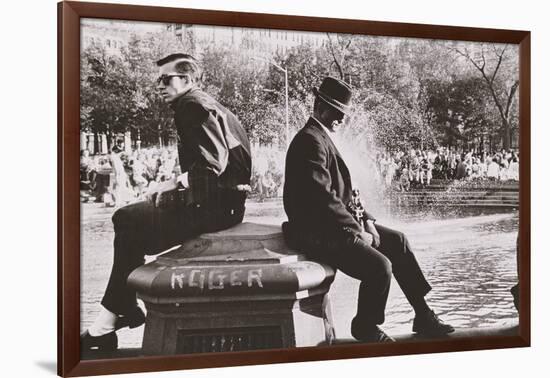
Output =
[
  {"x1": 81, "y1": 20, "x2": 133, "y2": 54},
  {"x1": 167, "y1": 24, "x2": 327, "y2": 56},
  {"x1": 81, "y1": 19, "x2": 163, "y2": 54}
]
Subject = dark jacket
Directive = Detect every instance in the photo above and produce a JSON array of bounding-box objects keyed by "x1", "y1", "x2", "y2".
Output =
[
  {"x1": 455, "y1": 161, "x2": 467, "y2": 180},
  {"x1": 283, "y1": 117, "x2": 375, "y2": 242},
  {"x1": 171, "y1": 88, "x2": 251, "y2": 208}
]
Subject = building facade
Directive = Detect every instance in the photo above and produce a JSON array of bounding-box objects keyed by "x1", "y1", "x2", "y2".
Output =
[{"x1": 167, "y1": 24, "x2": 327, "y2": 56}]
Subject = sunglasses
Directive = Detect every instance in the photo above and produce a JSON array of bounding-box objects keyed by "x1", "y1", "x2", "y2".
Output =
[{"x1": 156, "y1": 74, "x2": 186, "y2": 86}]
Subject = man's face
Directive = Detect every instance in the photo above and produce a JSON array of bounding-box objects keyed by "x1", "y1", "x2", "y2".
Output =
[
  {"x1": 157, "y1": 61, "x2": 193, "y2": 103},
  {"x1": 321, "y1": 106, "x2": 346, "y2": 133}
]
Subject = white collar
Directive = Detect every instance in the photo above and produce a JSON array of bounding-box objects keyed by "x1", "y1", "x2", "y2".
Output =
[{"x1": 312, "y1": 116, "x2": 338, "y2": 144}]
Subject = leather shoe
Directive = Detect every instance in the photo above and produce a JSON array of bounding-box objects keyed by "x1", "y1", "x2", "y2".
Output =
[
  {"x1": 351, "y1": 321, "x2": 395, "y2": 343},
  {"x1": 81, "y1": 330, "x2": 118, "y2": 353},
  {"x1": 115, "y1": 306, "x2": 146, "y2": 331},
  {"x1": 413, "y1": 310, "x2": 454, "y2": 336}
]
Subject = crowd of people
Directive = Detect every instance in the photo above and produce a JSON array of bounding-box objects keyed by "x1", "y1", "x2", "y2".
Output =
[
  {"x1": 80, "y1": 144, "x2": 180, "y2": 206},
  {"x1": 81, "y1": 144, "x2": 520, "y2": 205},
  {"x1": 250, "y1": 145, "x2": 285, "y2": 201},
  {"x1": 80, "y1": 143, "x2": 289, "y2": 205},
  {"x1": 375, "y1": 147, "x2": 520, "y2": 191}
]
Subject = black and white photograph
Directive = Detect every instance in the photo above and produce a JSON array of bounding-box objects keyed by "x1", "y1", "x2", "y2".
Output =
[{"x1": 78, "y1": 17, "x2": 521, "y2": 360}]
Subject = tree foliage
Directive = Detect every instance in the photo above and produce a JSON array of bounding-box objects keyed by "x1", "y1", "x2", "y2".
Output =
[
  {"x1": 80, "y1": 31, "x2": 189, "y2": 148},
  {"x1": 452, "y1": 43, "x2": 519, "y2": 149},
  {"x1": 80, "y1": 28, "x2": 519, "y2": 153}
]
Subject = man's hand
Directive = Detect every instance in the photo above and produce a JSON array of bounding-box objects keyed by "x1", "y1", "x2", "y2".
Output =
[
  {"x1": 146, "y1": 178, "x2": 178, "y2": 208},
  {"x1": 365, "y1": 220, "x2": 381, "y2": 248},
  {"x1": 357, "y1": 231, "x2": 374, "y2": 247},
  {"x1": 176, "y1": 172, "x2": 189, "y2": 189}
]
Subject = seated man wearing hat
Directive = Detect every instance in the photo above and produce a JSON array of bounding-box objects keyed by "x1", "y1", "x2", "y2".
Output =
[{"x1": 282, "y1": 76, "x2": 454, "y2": 342}]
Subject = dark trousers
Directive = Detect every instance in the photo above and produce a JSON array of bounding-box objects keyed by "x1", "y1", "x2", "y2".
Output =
[
  {"x1": 101, "y1": 195, "x2": 245, "y2": 315},
  {"x1": 296, "y1": 224, "x2": 431, "y2": 327}
]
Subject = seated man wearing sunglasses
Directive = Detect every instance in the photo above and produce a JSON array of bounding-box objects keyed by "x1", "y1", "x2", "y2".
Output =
[{"x1": 81, "y1": 53, "x2": 252, "y2": 353}]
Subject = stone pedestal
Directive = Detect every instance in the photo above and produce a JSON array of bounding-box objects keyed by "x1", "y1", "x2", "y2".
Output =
[{"x1": 128, "y1": 222, "x2": 336, "y2": 355}]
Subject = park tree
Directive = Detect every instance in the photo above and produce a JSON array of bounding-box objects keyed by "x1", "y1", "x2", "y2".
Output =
[
  {"x1": 449, "y1": 76, "x2": 501, "y2": 151},
  {"x1": 342, "y1": 38, "x2": 439, "y2": 152},
  {"x1": 269, "y1": 44, "x2": 326, "y2": 102},
  {"x1": 264, "y1": 44, "x2": 336, "y2": 144},
  {"x1": 119, "y1": 31, "x2": 190, "y2": 147},
  {"x1": 325, "y1": 33, "x2": 355, "y2": 80},
  {"x1": 452, "y1": 43, "x2": 519, "y2": 150},
  {"x1": 346, "y1": 37, "x2": 395, "y2": 94},
  {"x1": 80, "y1": 43, "x2": 133, "y2": 150},
  {"x1": 424, "y1": 75, "x2": 501, "y2": 150},
  {"x1": 80, "y1": 30, "x2": 191, "y2": 149},
  {"x1": 80, "y1": 22, "x2": 520, "y2": 157},
  {"x1": 201, "y1": 45, "x2": 278, "y2": 145}
]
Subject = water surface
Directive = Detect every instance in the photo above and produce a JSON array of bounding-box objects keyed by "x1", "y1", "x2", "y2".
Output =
[{"x1": 81, "y1": 200, "x2": 518, "y2": 347}]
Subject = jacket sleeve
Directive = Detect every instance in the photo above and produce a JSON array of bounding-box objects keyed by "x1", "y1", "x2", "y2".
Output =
[
  {"x1": 297, "y1": 135, "x2": 363, "y2": 235},
  {"x1": 176, "y1": 101, "x2": 229, "y2": 176}
]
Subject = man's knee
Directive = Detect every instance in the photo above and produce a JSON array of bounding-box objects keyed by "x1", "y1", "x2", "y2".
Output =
[
  {"x1": 379, "y1": 226, "x2": 409, "y2": 254},
  {"x1": 394, "y1": 230, "x2": 407, "y2": 246},
  {"x1": 376, "y1": 254, "x2": 392, "y2": 281},
  {"x1": 357, "y1": 253, "x2": 392, "y2": 290},
  {"x1": 358, "y1": 251, "x2": 392, "y2": 284},
  {"x1": 348, "y1": 236, "x2": 393, "y2": 280}
]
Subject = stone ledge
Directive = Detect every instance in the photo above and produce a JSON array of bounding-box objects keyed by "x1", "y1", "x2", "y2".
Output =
[{"x1": 80, "y1": 325, "x2": 519, "y2": 360}]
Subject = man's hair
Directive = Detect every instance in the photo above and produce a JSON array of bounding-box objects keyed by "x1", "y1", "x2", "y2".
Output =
[{"x1": 156, "y1": 53, "x2": 202, "y2": 83}]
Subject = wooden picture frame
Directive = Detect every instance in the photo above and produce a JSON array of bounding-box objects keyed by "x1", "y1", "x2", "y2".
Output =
[{"x1": 58, "y1": 1, "x2": 530, "y2": 376}]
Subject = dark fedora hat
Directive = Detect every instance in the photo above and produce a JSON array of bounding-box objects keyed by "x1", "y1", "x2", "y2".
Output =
[{"x1": 313, "y1": 76, "x2": 353, "y2": 115}]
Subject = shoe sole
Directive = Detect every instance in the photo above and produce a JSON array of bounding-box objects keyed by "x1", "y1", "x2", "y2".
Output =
[
  {"x1": 412, "y1": 325, "x2": 455, "y2": 336},
  {"x1": 81, "y1": 333, "x2": 118, "y2": 353}
]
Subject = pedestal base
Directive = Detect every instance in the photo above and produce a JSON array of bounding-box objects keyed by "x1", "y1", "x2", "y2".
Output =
[
  {"x1": 128, "y1": 223, "x2": 336, "y2": 356},
  {"x1": 141, "y1": 289, "x2": 333, "y2": 355}
]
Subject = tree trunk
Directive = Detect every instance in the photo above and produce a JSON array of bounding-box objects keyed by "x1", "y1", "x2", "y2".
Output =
[
  {"x1": 106, "y1": 126, "x2": 113, "y2": 151},
  {"x1": 502, "y1": 119, "x2": 511, "y2": 150},
  {"x1": 93, "y1": 131, "x2": 99, "y2": 155},
  {"x1": 480, "y1": 135, "x2": 485, "y2": 153},
  {"x1": 158, "y1": 124, "x2": 163, "y2": 148}
]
